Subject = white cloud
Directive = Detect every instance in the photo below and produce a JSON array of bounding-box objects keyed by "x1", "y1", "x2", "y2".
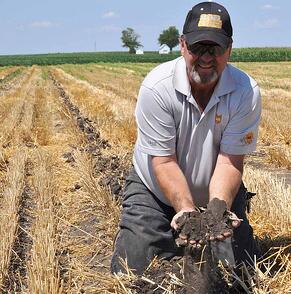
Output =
[
  {"x1": 261, "y1": 4, "x2": 279, "y2": 10},
  {"x1": 255, "y1": 18, "x2": 279, "y2": 29},
  {"x1": 15, "y1": 21, "x2": 59, "y2": 31},
  {"x1": 29, "y1": 21, "x2": 59, "y2": 28},
  {"x1": 102, "y1": 11, "x2": 117, "y2": 18}
]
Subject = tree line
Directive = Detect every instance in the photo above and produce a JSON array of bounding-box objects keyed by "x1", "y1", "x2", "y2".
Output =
[{"x1": 121, "y1": 26, "x2": 179, "y2": 53}]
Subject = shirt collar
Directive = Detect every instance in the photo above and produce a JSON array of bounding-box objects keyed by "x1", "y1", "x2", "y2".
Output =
[
  {"x1": 173, "y1": 57, "x2": 237, "y2": 98},
  {"x1": 173, "y1": 57, "x2": 191, "y2": 97}
]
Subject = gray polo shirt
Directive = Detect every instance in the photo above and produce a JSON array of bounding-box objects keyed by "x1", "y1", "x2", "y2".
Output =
[{"x1": 133, "y1": 57, "x2": 261, "y2": 207}]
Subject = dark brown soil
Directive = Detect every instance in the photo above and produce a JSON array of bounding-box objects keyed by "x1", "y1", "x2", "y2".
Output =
[
  {"x1": 132, "y1": 199, "x2": 236, "y2": 294},
  {"x1": 3, "y1": 162, "x2": 35, "y2": 293},
  {"x1": 176, "y1": 198, "x2": 233, "y2": 246},
  {"x1": 131, "y1": 252, "x2": 231, "y2": 294},
  {"x1": 51, "y1": 74, "x2": 128, "y2": 198}
]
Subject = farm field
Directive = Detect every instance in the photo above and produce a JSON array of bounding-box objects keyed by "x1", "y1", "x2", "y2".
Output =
[
  {"x1": 0, "y1": 47, "x2": 291, "y2": 66},
  {"x1": 0, "y1": 61, "x2": 290, "y2": 293}
]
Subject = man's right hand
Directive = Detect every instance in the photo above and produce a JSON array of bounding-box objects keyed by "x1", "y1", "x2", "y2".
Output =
[
  {"x1": 173, "y1": 199, "x2": 238, "y2": 248},
  {"x1": 172, "y1": 209, "x2": 201, "y2": 247},
  {"x1": 171, "y1": 208, "x2": 197, "y2": 230}
]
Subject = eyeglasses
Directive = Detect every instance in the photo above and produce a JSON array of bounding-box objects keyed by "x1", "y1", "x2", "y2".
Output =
[{"x1": 186, "y1": 42, "x2": 227, "y2": 57}]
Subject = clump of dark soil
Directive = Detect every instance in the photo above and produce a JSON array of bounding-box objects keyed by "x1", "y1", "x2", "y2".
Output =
[
  {"x1": 176, "y1": 198, "x2": 233, "y2": 245},
  {"x1": 131, "y1": 253, "x2": 230, "y2": 294},
  {"x1": 132, "y1": 199, "x2": 236, "y2": 294},
  {"x1": 131, "y1": 257, "x2": 186, "y2": 293}
]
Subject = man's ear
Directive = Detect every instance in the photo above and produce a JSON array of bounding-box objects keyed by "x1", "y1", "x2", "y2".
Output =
[{"x1": 179, "y1": 37, "x2": 186, "y2": 55}]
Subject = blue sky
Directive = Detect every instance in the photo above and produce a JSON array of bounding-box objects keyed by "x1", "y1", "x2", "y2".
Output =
[{"x1": 1, "y1": 0, "x2": 290, "y2": 55}]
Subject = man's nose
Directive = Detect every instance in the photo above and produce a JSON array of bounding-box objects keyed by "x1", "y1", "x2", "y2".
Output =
[{"x1": 199, "y1": 51, "x2": 215, "y2": 63}]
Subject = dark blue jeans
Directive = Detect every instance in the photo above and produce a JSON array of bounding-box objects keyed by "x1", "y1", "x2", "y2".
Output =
[{"x1": 111, "y1": 168, "x2": 260, "y2": 274}]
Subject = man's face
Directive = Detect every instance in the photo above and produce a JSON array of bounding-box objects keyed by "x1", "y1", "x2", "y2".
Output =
[{"x1": 180, "y1": 38, "x2": 232, "y2": 86}]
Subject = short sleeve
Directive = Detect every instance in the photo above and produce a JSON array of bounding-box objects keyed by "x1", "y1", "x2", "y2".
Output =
[
  {"x1": 135, "y1": 85, "x2": 176, "y2": 156},
  {"x1": 220, "y1": 84, "x2": 262, "y2": 155}
]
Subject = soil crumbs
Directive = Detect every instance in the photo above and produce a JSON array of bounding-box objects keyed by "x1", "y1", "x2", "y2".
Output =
[
  {"x1": 131, "y1": 254, "x2": 231, "y2": 294},
  {"x1": 131, "y1": 199, "x2": 241, "y2": 294}
]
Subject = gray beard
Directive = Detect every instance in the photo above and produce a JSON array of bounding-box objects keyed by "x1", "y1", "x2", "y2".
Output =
[{"x1": 190, "y1": 67, "x2": 218, "y2": 84}]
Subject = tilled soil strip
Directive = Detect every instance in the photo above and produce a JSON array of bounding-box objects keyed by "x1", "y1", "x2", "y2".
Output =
[
  {"x1": 0, "y1": 151, "x2": 28, "y2": 293},
  {"x1": 1, "y1": 69, "x2": 39, "y2": 292},
  {"x1": 50, "y1": 72, "x2": 126, "y2": 291},
  {"x1": 50, "y1": 72, "x2": 127, "y2": 198},
  {"x1": 0, "y1": 69, "x2": 25, "y2": 95},
  {"x1": 4, "y1": 160, "x2": 35, "y2": 293}
]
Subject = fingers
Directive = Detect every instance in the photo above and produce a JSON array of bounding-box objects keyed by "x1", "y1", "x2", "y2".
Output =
[
  {"x1": 174, "y1": 209, "x2": 240, "y2": 246},
  {"x1": 171, "y1": 219, "x2": 178, "y2": 230},
  {"x1": 171, "y1": 213, "x2": 182, "y2": 230},
  {"x1": 215, "y1": 232, "x2": 231, "y2": 241},
  {"x1": 179, "y1": 234, "x2": 187, "y2": 240},
  {"x1": 228, "y1": 211, "x2": 243, "y2": 228},
  {"x1": 224, "y1": 231, "x2": 232, "y2": 237},
  {"x1": 188, "y1": 239, "x2": 203, "y2": 249},
  {"x1": 176, "y1": 237, "x2": 188, "y2": 246},
  {"x1": 231, "y1": 219, "x2": 241, "y2": 228},
  {"x1": 191, "y1": 239, "x2": 204, "y2": 249},
  {"x1": 171, "y1": 209, "x2": 196, "y2": 230},
  {"x1": 176, "y1": 234, "x2": 205, "y2": 248},
  {"x1": 207, "y1": 230, "x2": 232, "y2": 241}
]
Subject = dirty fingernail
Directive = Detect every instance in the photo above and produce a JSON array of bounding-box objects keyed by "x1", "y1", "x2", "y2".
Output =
[
  {"x1": 223, "y1": 231, "x2": 231, "y2": 237},
  {"x1": 179, "y1": 234, "x2": 187, "y2": 239}
]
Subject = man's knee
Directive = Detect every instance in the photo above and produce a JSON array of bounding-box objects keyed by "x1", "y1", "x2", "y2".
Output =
[{"x1": 111, "y1": 229, "x2": 150, "y2": 274}]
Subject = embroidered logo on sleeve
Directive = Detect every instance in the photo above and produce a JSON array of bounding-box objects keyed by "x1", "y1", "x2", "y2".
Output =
[
  {"x1": 215, "y1": 114, "x2": 222, "y2": 124},
  {"x1": 243, "y1": 132, "x2": 254, "y2": 144},
  {"x1": 198, "y1": 14, "x2": 222, "y2": 29}
]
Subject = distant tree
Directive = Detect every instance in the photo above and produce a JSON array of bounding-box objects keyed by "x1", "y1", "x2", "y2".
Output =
[
  {"x1": 158, "y1": 26, "x2": 179, "y2": 52},
  {"x1": 121, "y1": 27, "x2": 142, "y2": 54}
]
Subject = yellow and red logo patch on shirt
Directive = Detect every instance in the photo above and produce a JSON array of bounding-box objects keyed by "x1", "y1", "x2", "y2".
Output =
[
  {"x1": 215, "y1": 114, "x2": 222, "y2": 124},
  {"x1": 243, "y1": 132, "x2": 254, "y2": 144}
]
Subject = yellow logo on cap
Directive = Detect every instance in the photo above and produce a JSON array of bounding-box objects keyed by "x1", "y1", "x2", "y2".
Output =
[
  {"x1": 243, "y1": 132, "x2": 254, "y2": 144},
  {"x1": 215, "y1": 114, "x2": 222, "y2": 124},
  {"x1": 198, "y1": 14, "x2": 222, "y2": 29}
]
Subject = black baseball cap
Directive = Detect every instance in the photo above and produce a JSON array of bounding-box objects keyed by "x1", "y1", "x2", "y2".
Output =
[{"x1": 183, "y1": 2, "x2": 233, "y2": 49}]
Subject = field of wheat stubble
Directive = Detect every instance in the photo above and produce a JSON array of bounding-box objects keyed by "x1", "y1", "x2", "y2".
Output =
[{"x1": 0, "y1": 61, "x2": 289, "y2": 293}]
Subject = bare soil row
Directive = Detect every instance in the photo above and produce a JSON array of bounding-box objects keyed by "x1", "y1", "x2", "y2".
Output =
[{"x1": 0, "y1": 66, "x2": 128, "y2": 293}]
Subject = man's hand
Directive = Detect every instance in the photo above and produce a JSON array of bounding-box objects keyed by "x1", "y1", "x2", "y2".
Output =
[
  {"x1": 228, "y1": 211, "x2": 242, "y2": 228},
  {"x1": 207, "y1": 210, "x2": 242, "y2": 241},
  {"x1": 205, "y1": 198, "x2": 242, "y2": 241},
  {"x1": 174, "y1": 198, "x2": 242, "y2": 248},
  {"x1": 171, "y1": 208, "x2": 197, "y2": 230}
]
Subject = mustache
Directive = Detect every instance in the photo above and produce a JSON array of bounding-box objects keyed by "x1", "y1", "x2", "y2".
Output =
[
  {"x1": 194, "y1": 60, "x2": 217, "y2": 68},
  {"x1": 192, "y1": 57, "x2": 217, "y2": 68}
]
